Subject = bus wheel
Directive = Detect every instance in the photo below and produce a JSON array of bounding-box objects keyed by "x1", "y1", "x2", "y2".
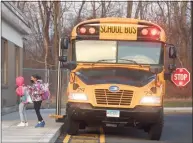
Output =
[
  {"x1": 67, "y1": 119, "x2": 79, "y2": 135},
  {"x1": 148, "y1": 115, "x2": 163, "y2": 140}
]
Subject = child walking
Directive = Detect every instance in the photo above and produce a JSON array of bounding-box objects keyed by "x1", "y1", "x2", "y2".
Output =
[
  {"x1": 16, "y1": 76, "x2": 29, "y2": 127},
  {"x1": 30, "y1": 74, "x2": 45, "y2": 128}
]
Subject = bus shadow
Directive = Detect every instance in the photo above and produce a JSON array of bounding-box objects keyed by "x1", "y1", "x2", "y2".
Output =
[{"x1": 103, "y1": 126, "x2": 148, "y2": 140}]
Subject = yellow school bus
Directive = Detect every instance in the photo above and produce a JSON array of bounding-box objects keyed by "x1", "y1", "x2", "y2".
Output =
[{"x1": 58, "y1": 18, "x2": 177, "y2": 140}]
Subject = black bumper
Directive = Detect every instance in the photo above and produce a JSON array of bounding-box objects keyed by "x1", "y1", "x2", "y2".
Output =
[{"x1": 66, "y1": 102, "x2": 163, "y2": 125}]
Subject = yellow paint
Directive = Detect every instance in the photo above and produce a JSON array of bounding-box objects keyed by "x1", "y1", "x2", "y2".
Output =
[
  {"x1": 49, "y1": 114, "x2": 64, "y2": 119},
  {"x1": 65, "y1": 132, "x2": 100, "y2": 143},
  {"x1": 63, "y1": 134, "x2": 71, "y2": 143},
  {"x1": 72, "y1": 134, "x2": 98, "y2": 139},
  {"x1": 70, "y1": 139, "x2": 98, "y2": 143},
  {"x1": 99, "y1": 24, "x2": 137, "y2": 40},
  {"x1": 63, "y1": 127, "x2": 105, "y2": 143},
  {"x1": 99, "y1": 127, "x2": 105, "y2": 143}
]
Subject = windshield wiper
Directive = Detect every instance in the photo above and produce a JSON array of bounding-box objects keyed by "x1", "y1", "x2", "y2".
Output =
[
  {"x1": 118, "y1": 58, "x2": 142, "y2": 67},
  {"x1": 91, "y1": 59, "x2": 115, "y2": 66},
  {"x1": 91, "y1": 58, "x2": 142, "y2": 67},
  {"x1": 96, "y1": 59, "x2": 115, "y2": 62}
]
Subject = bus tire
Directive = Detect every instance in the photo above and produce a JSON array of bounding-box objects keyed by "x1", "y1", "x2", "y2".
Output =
[
  {"x1": 67, "y1": 119, "x2": 79, "y2": 135},
  {"x1": 148, "y1": 113, "x2": 163, "y2": 140}
]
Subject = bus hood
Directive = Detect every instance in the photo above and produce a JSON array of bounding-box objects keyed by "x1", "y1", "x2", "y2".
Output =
[{"x1": 75, "y1": 67, "x2": 156, "y2": 87}]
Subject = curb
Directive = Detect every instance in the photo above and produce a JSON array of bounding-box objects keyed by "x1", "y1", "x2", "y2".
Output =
[
  {"x1": 49, "y1": 124, "x2": 63, "y2": 143},
  {"x1": 164, "y1": 107, "x2": 192, "y2": 113},
  {"x1": 38, "y1": 123, "x2": 63, "y2": 143}
]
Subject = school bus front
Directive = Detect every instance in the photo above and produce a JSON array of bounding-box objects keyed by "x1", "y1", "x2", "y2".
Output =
[{"x1": 59, "y1": 18, "x2": 177, "y2": 141}]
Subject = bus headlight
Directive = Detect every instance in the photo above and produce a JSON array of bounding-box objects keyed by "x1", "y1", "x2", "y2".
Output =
[
  {"x1": 140, "y1": 96, "x2": 161, "y2": 104},
  {"x1": 69, "y1": 93, "x2": 88, "y2": 101}
]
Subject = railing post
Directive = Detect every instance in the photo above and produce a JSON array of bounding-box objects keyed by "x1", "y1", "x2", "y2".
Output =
[{"x1": 56, "y1": 38, "x2": 62, "y2": 116}]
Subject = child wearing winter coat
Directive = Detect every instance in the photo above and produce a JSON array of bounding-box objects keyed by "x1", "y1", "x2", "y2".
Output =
[
  {"x1": 16, "y1": 76, "x2": 29, "y2": 127},
  {"x1": 30, "y1": 74, "x2": 46, "y2": 128}
]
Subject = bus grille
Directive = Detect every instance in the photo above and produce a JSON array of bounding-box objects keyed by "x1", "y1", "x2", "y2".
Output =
[{"x1": 95, "y1": 89, "x2": 133, "y2": 106}]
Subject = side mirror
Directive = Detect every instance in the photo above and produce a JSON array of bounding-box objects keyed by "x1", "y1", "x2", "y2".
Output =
[
  {"x1": 59, "y1": 56, "x2": 67, "y2": 62},
  {"x1": 60, "y1": 61, "x2": 77, "y2": 70},
  {"x1": 149, "y1": 65, "x2": 163, "y2": 74},
  {"x1": 168, "y1": 64, "x2": 176, "y2": 72},
  {"x1": 61, "y1": 37, "x2": 69, "y2": 49},
  {"x1": 168, "y1": 45, "x2": 177, "y2": 59}
]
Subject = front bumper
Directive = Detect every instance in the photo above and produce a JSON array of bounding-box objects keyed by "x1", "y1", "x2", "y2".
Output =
[{"x1": 66, "y1": 102, "x2": 163, "y2": 125}]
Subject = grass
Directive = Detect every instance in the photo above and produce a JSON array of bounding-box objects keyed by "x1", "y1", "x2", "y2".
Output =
[{"x1": 164, "y1": 98, "x2": 192, "y2": 107}]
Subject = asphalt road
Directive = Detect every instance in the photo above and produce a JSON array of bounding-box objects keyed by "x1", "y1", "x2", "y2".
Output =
[{"x1": 55, "y1": 113, "x2": 192, "y2": 143}]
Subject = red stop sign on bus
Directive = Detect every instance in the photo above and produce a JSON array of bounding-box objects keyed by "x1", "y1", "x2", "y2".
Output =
[{"x1": 171, "y1": 68, "x2": 190, "y2": 87}]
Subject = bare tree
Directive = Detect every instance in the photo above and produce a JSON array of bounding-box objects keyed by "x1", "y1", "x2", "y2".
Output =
[
  {"x1": 74, "y1": 1, "x2": 86, "y2": 24},
  {"x1": 101, "y1": 1, "x2": 111, "y2": 18},
  {"x1": 127, "y1": 0, "x2": 133, "y2": 18},
  {"x1": 89, "y1": 1, "x2": 102, "y2": 19},
  {"x1": 38, "y1": 1, "x2": 52, "y2": 81},
  {"x1": 91, "y1": 1, "x2": 97, "y2": 18},
  {"x1": 53, "y1": 1, "x2": 61, "y2": 68}
]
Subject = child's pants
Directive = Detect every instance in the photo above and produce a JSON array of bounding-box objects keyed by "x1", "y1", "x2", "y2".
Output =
[
  {"x1": 33, "y1": 101, "x2": 43, "y2": 122},
  {"x1": 19, "y1": 102, "x2": 27, "y2": 122}
]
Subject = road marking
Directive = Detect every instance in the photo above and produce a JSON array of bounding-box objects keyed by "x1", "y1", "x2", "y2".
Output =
[
  {"x1": 71, "y1": 139, "x2": 98, "y2": 143},
  {"x1": 70, "y1": 133, "x2": 99, "y2": 143},
  {"x1": 99, "y1": 127, "x2": 105, "y2": 143},
  {"x1": 63, "y1": 134, "x2": 71, "y2": 143},
  {"x1": 71, "y1": 134, "x2": 98, "y2": 139},
  {"x1": 62, "y1": 127, "x2": 105, "y2": 143}
]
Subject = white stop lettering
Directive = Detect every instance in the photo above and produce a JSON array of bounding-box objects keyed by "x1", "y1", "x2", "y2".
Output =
[{"x1": 174, "y1": 74, "x2": 187, "y2": 80}]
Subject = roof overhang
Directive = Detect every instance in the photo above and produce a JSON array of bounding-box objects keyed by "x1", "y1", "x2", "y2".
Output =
[{"x1": 1, "y1": 2, "x2": 31, "y2": 35}]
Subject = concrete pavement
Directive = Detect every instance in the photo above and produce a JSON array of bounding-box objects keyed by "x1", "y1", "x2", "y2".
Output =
[{"x1": 2, "y1": 109, "x2": 65, "y2": 143}]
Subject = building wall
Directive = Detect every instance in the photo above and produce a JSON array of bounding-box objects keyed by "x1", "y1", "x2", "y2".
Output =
[
  {"x1": 1, "y1": 20, "x2": 23, "y2": 47},
  {"x1": 1, "y1": 21, "x2": 23, "y2": 114}
]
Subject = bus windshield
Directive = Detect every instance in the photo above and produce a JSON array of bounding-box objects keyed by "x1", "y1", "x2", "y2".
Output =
[{"x1": 75, "y1": 40, "x2": 163, "y2": 65}]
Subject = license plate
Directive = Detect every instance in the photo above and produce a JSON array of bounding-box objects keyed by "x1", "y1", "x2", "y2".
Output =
[
  {"x1": 106, "y1": 123, "x2": 117, "y2": 127},
  {"x1": 106, "y1": 110, "x2": 120, "y2": 117}
]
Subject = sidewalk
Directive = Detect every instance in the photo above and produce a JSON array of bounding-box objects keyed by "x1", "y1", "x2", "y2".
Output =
[{"x1": 2, "y1": 109, "x2": 65, "y2": 143}]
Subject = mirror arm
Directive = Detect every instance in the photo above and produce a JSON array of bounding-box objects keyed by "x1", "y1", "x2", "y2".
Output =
[
  {"x1": 60, "y1": 62, "x2": 66, "y2": 68},
  {"x1": 168, "y1": 73, "x2": 174, "y2": 84},
  {"x1": 172, "y1": 54, "x2": 176, "y2": 64},
  {"x1": 154, "y1": 74, "x2": 158, "y2": 94},
  {"x1": 166, "y1": 72, "x2": 172, "y2": 82},
  {"x1": 61, "y1": 48, "x2": 64, "y2": 56},
  {"x1": 171, "y1": 59, "x2": 176, "y2": 72},
  {"x1": 70, "y1": 72, "x2": 76, "y2": 84}
]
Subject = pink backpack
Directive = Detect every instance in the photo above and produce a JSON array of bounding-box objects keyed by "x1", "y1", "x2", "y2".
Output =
[
  {"x1": 16, "y1": 86, "x2": 24, "y2": 97},
  {"x1": 37, "y1": 82, "x2": 50, "y2": 100},
  {"x1": 16, "y1": 76, "x2": 25, "y2": 97}
]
